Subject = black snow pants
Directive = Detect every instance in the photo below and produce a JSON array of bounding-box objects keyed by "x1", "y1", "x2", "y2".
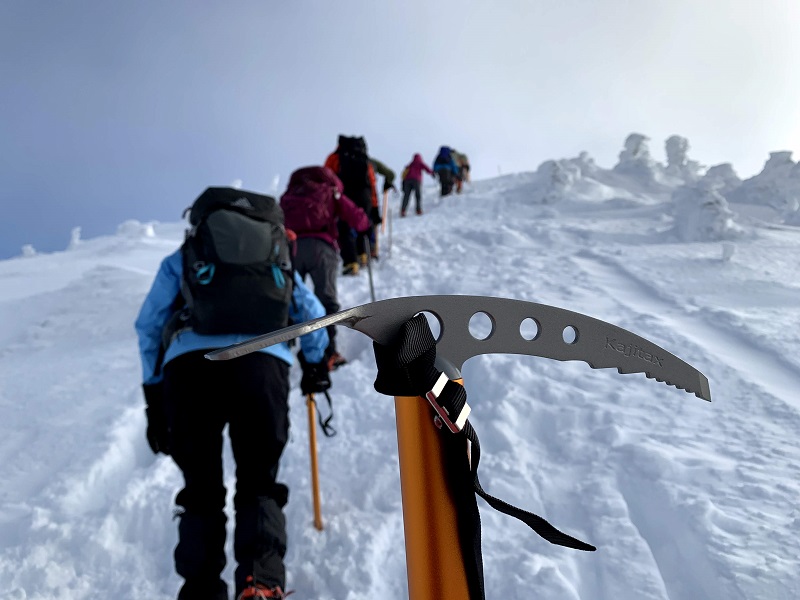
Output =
[
  {"x1": 338, "y1": 220, "x2": 374, "y2": 265},
  {"x1": 163, "y1": 350, "x2": 291, "y2": 600},
  {"x1": 438, "y1": 170, "x2": 454, "y2": 196},
  {"x1": 401, "y1": 179, "x2": 422, "y2": 213},
  {"x1": 294, "y1": 236, "x2": 341, "y2": 354},
  {"x1": 337, "y1": 219, "x2": 357, "y2": 266}
]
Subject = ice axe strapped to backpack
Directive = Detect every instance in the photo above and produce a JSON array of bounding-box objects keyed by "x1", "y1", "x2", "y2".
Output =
[{"x1": 206, "y1": 295, "x2": 711, "y2": 600}]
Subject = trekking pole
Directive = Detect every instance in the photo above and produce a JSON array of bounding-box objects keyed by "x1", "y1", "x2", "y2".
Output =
[
  {"x1": 306, "y1": 394, "x2": 324, "y2": 531},
  {"x1": 387, "y1": 200, "x2": 393, "y2": 259},
  {"x1": 363, "y1": 238, "x2": 377, "y2": 303},
  {"x1": 381, "y1": 189, "x2": 389, "y2": 234}
]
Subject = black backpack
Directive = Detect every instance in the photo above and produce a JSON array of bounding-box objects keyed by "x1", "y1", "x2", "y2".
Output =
[
  {"x1": 176, "y1": 187, "x2": 293, "y2": 336},
  {"x1": 337, "y1": 135, "x2": 372, "y2": 210}
]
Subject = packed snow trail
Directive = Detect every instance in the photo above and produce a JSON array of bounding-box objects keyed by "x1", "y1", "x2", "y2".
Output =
[
  {"x1": 1, "y1": 169, "x2": 800, "y2": 599},
  {"x1": 566, "y1": 249, "x2": 800, "y2": 600},
  {"x1": 571, "y1": 250, "x2": 800, "y2": 410}
]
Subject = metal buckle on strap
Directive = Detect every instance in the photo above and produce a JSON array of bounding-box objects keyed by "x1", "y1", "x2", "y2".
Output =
[{"x1": 424, "y1": 372, "x2": 471, "y2": 433}]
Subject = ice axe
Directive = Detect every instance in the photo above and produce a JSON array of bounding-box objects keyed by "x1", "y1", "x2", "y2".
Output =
[
  {"x1": 207, "y1": 295, "x2": 711, "y2": 599},
  {"x1": 305, "y1": 389, "x2": 335, "y2": 532},
  {"x1": 305, "y1": 394, "x2": 324, "y2": 531},
  {"x1": 381, "y1": 189, "x2": 389, "y2": 233},
  {"x1": 386, "y1": 198, "x2": 393, "y2": 259},
  {"x1": 363, "y1": 238, "x2": 376, "y2": 303}
]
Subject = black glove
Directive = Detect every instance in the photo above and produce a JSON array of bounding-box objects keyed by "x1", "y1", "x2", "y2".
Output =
[
  {"x1": 298, "y1": 351, "x2": 332, "y2": 395},
  {"x1": 383, "y1": 183, "x2": 396, "y2": 193},
  {"x1": 370, "y1": 206, "x2": 383, "y2": 225},
  {"x1": 143, "y1": 383, "x2": 171, "y2": 455}
]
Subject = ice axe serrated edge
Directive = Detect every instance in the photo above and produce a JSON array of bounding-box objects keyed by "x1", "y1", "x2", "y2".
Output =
[{"x1": 207, "y1": 295, "x2": 711, "y2": 401}]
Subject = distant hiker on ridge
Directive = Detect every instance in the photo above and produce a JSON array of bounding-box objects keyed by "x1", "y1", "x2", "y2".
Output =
[
  {"x1": 452, "y1": 149, "x2": 471, "y2": 193},
  {"x1": 400, "y1": 153, "x2": 434, "y2": 216},
  {"x1": 433, "y1": 146, "x2": 460, "y2": 197}
]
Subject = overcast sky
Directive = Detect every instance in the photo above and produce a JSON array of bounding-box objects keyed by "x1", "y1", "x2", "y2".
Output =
[{"x1": 2, "y1": 0, "x2": 799, "y2": 258}]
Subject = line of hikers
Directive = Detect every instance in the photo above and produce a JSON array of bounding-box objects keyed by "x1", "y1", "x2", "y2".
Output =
[
  {"x1": 135, "y1": 133, "x2": 470, "y2": 600},
  {"x1": 432, "y1": 145, "x2": 471, "y2": 197},
  {"x1": 398, "y1": 146, "x2": 471, "y2": 215},
  {"x1": 316, "y1": 137, "x2": 471, "y2": 276}
]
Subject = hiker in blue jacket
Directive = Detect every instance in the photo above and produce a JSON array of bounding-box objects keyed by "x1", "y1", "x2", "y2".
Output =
[
  {"x1": 432, "y1": 146, "x2": 460, "y2": 196},
  {"x1": 135, "y1": 247, "x2": 329, "y2": 600}
]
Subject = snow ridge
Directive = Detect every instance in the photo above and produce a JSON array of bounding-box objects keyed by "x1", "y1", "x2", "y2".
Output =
[{"x1": 1, "y1": 138, "x2": 800, "y2": 599}]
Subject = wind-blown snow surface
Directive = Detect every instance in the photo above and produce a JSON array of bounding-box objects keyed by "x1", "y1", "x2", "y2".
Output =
[{"x1": 2, "y1": 151, "x2": 800, "y2": 600}]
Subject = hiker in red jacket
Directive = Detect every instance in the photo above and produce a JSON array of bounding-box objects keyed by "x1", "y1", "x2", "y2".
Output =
[
  {"x1": 400, "y1": 153, "x2": 435, "y2": 216},
  {"x1": 325, "y1": 135, "x2": 381, "y2": 274},
  {"x1": 280, "y1": 166, "x2": 370, "y2": 370}
]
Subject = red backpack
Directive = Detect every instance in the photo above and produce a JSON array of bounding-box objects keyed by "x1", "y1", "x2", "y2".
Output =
[{"x1": 280, "y1": 166, "x2": 341, "y2": 234}]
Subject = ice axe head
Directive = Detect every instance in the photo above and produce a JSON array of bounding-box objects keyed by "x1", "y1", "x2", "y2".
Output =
[{"x1": 206, "y1": 295, "x2": 710, "y2": 402}]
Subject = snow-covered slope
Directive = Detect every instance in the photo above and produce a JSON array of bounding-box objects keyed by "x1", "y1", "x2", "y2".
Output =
[{"x1": 2, "y1": 141, "x2": 800, "y2": 599}]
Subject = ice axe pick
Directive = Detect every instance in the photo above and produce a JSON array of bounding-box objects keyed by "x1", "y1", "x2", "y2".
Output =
[{"x1": 206, "y1": 295, "x2": 711, "y2": 401}]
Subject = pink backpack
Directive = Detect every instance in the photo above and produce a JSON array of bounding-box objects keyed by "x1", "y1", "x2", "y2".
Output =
[{"x1": 280, "y1": 167, "x2": 341, "y2": 234}]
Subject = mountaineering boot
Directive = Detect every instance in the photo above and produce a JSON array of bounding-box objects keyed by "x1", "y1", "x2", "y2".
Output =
[
  {"x1": 358, "y1": 253, "x2": 368, "y2": 267},
  {"x1": 342, "y1": 262, "x2": 359, "y2": 276},
  {"x1": 237, "y1": 576, "x2": 289, "y2": 599},
  {"x1": 416, "y1": 209, "x2": 423, "y2": 215},
  {"x1": 400, "y1": 209, "x2": 406, "y2": 217}
]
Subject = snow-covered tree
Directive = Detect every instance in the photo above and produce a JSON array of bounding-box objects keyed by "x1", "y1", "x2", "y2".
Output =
[
  {"x1": 726, "y1": 151, "x2": 800, "y2": 213},
  {"x1": 664, "y1": 135, "x2": 702, "y2": 181},
  {"x1": 671, "y1": 182, "x2": 744, "y2": 241},
  {"x1": 67, "y1": 227, "x2": 82, "y2": 250},
  {"x1": 117, "y1": 220, "x2": 156, "y2": 238},
  {"x1": 535, "y1": 159, "x2": 581, "y2": 203},
  {"x1": 704, "y1": 163, "x2": 742, "y2": 195},
  {"x1": 665, "y1": 135, "x2": 690, "y2": 170},
  {"x1": 613, "y1": 133, "x2": 658, "y2": 183},
  {"x1": 761, "y1": 151, "x2": 795, "y2": 175},
  {"x1": 782, "y1": 198, "x2": 800, "y2": 226},
  {"x1": 574, "y1": 151, "x2": 598, "y2": 176},
  {"x1": 617, "y1": 133, "x2": 652, "y2": 164}
]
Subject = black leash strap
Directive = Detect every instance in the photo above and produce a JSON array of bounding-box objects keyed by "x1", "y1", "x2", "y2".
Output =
[
  {"x1": 373, "y1": 314, "x2": 596, "y2": 600},
  {"x1": 314, "y1": 390, "x2": 337, "y2": 438}
]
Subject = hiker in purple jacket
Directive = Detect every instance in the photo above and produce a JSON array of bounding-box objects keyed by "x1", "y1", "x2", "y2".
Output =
[
  {"x1": 400, "y1": 153, "x2": 435, "y2": 216},
  {"x1": 280, "y1": 166, "x2": 370, "y2": 369}
]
